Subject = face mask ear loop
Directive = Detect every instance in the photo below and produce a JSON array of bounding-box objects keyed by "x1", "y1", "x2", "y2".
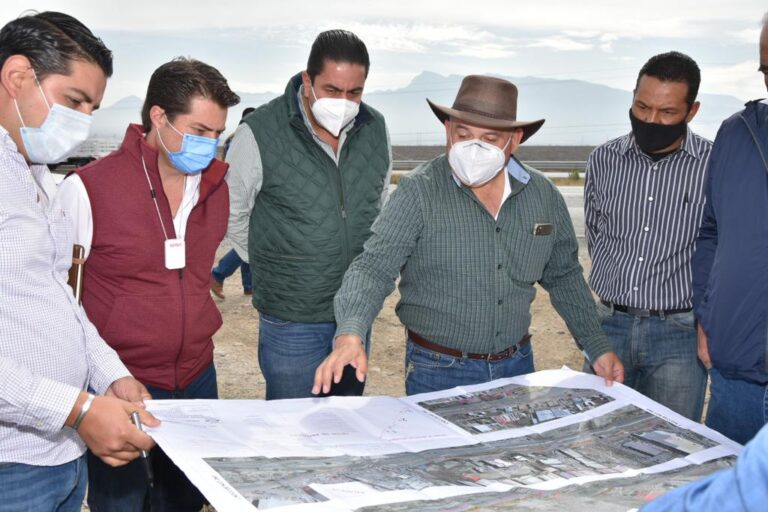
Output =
[
  {"x1": 164, "y1": 114, "x2": 185, "y2": 137},
  {"x1": 14, "y1": 68, "x2": 50, "y2": 129},
  {"x1": 13, "y1": 99, "x2": 27, "y2": 128},
  {"x1": 158, "y1": 114, "x2": 187, "y2": 155},
  {"x1": 157, "y1": 125, "x2": 173, "y2": 155},
  {"x1": 310, "y1": 84, "x2": 320, "y2": 104},
  {"x1": 31, "y1": 69, "x2": 51, "y2": 111}
]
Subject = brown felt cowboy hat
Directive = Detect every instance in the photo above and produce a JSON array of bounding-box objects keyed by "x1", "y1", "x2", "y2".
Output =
[{"x1": 427, "y1": 75, "x2": 545, "y2": 143}]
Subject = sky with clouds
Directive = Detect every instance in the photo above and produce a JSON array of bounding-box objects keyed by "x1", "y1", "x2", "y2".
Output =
[{"x1": 3, "y1": 1, "x2": 767, "y2": 109}]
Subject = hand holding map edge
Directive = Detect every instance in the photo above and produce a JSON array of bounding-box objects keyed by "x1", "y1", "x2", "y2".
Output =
[{"x1": 592, "y1": 352, "x2": 625, "y2": 386}]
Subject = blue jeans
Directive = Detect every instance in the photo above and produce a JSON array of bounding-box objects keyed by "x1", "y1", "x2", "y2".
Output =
[
  {"x1": 588, "y1": 302, "x2": 707, "y2": 421},
  {"x1": 706, "y1": 368, "x2": 768, "y2": 445},
  {"x1": 0, "y1": 455, "x2": 87, "y2": 512},
  {"x1": 404, "y1": 337, "x2": 535, "y2": 396},
  {"x1": 87, "y1": 363, "x2": 218, "y2": 512},
  {"x1": 211, "y1": 249, "x2": 251, "y2": 292},
  {"x1": 258, "y1": 313, "x2": 371, "y2": 400}
]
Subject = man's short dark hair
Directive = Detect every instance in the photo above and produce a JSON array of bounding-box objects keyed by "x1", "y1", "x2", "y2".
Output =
[
  {"x1": 0, "y1": 11, "x2": 113, "y2": 80},
  {"x1": 636, "y1": 51, "x2": 701, "y2": 108},
  {"x1": 240, "y1": 107, "x2": 255, "y2": 120},
  {"x1": 141, "y1": 57, "x2": 240, "y2": 131},
  {"x1": 306, "y1": 29, "x2": 370, "y2": 81}
]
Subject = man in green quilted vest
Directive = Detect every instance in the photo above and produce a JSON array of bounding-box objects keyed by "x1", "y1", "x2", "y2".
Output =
[
  {"x1": 313, "y1": 75, "x2": 624, "y2": 396},
  {"x1": 225, "y1": 30, "x2": 392, "y2": 399}
]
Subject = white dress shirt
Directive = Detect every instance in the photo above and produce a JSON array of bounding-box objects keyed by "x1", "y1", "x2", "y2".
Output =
[
  {"x1": 0, "y1": 126, "x2": 130, "y2": 466},
  {"x1": 56, "y1": 172, "x2": 201, "y2": 259}
]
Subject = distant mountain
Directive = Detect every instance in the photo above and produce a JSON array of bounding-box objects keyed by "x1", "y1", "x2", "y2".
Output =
[
  {"x1": 90, "y1": 71, "x2": 746, "y2": 145},
  {"x1": 90, "y1": 92, "x2": 279, "y2": 140},
  {"x1": 363, "y1": 72, "x2": 744, "y2": 145}
]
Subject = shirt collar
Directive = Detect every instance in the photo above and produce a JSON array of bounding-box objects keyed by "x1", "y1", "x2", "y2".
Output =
[
  {"x1": 621, "y1": 125, "x2": 703, "y2": 161},
  {"x1": 0, "y1": 123, "x2": 17, "y2": 152}
]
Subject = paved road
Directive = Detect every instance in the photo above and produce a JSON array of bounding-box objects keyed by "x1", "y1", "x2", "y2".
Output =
[{"x1": 559, "y1": 186, "x2": 588, "y2": 263}]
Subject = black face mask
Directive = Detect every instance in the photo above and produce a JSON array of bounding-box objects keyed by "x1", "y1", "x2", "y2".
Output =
[{"x1": 629, "y1": 109, "x2": 687, "y2": 154}]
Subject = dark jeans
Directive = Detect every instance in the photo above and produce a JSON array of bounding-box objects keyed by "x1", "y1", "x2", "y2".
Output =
[
  {"x1": 211, "y1": 249, "x2": 251, "y2": 292},
  {"x1": 0, "y1": 455, "x2": 87, "y2": 512},
  {"x1": 258, "y1": 313, "x2": 371, "y2": 400},
  {"x1": 586, "y1": 302, "x2": 707, "y2": 421},
  {"x1": 706, "y1": 367, "x2": 768, "y2": 445},
  {"x1": 87, "y1": 363, "x2": 218, "y2": 511}
]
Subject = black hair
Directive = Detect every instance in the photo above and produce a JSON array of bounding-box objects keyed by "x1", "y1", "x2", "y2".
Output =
[
  {"x1": 306, "y1": 29, "x2": 369, "y2": 82},
  {"x1": 636, "y1": 51, "x2": 701, "y2": 108},
  {"x1": 240, "y1": 107, "x2": 255, "y2": 120},
  {"x1": 141, "y1": 57, "x2": 240, "y2": 131},
  {"x1": 0, "y1": 11, "x2": 113, "y2": 79}
]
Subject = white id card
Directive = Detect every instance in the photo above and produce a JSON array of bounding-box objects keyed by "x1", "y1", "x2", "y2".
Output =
[{"x1": 164, "y1": 239, "x2": 186, "y2": 269}]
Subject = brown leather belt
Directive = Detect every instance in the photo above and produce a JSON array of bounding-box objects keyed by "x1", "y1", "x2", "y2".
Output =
[{"x1": 407, "y1": 330, "x2": 531, "y2": 362}]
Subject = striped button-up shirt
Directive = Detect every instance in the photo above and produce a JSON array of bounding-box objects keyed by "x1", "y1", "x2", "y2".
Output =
[
  {"x1": 335, "y1": 155, "x2": 612, "y2": 362},
  {"x1": 585, "y1": 128, "x2": 712, "y2": 310},
  {"x1": 0, "y1": 126, "x2": 130, "y2": 466}
]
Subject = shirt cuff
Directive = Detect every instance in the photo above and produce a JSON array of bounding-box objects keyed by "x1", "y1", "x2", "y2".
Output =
[
  {"x1": 88, "y1": 359, "x2": 132, "y2": 396},
  {"x1": 580, "y1": 333, "x2": 613, "y2": 363},
  {"x1": 334, "y1": 319, "x2": 370, "y2": 344},
  {"x1": 28, "y1": 378, "x2": 83, "y2": 432}
]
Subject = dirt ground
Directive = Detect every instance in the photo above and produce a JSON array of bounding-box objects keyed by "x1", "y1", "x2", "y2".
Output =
[{"x1": 212, "y1": 245, "x2": 586, "y2": 399}]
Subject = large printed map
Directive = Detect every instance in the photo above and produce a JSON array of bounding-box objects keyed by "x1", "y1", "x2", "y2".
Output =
[{"x1": 147, "y1": 368, "x2": 741, "y2": 511}]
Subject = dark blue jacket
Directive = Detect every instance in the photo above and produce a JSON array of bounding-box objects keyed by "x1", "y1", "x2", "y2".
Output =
[
  {"x1": 642, "y1": 422, "x2": 768, "y2": 511},
  {"x1": 692, "y1": 100, "x2": 768, "y2": 384}
]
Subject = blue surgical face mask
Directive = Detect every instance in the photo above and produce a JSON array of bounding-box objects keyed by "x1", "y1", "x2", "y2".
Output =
[
  {"x1": 13, "y1": 72, "x2": 92, "y2": 164},
  {"x1": 157, "y1": 117, "x2": 218, "y2": 174}
]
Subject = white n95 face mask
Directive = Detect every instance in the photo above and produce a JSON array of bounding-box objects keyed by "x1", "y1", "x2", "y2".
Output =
[
  {"x1": 310, "y1": 86, "x2": 359, "y2": 137},
  {"x1": 14, "y1": 77, "x2": 92, "y2": 164},
  {"x1": 448, "y1": 136, "x2": 511, "y2": 187}
]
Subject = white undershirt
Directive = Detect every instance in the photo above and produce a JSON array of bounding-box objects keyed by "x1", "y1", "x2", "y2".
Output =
[
  {"x1": 55, "y1": 172, "x2": 201, "y2": 259},
  {"x1": 497, "y1": 171, "x2": 512, "y2": 220}
]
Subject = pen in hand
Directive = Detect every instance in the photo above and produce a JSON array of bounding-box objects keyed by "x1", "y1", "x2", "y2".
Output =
[{"x1": 130, "y1": 410, "x2": 154, "y2": 488}]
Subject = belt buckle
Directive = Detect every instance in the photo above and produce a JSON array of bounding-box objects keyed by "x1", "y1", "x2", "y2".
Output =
[
  {"x1": 488, "y1": 345, "x2": 516, "y2": 362},
  {"x1": 626, "y1": 306, "x2": 650, "y2": 317}
]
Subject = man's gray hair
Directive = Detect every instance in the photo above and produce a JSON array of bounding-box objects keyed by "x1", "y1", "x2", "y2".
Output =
[{"x1": 763, "y1": 10, "x2": 768, "y2": 28}]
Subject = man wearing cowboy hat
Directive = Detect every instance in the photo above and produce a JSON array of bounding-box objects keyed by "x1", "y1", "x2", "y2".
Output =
[{"x1": 313, "y1": 75, "x2": 624, "y2": 395}]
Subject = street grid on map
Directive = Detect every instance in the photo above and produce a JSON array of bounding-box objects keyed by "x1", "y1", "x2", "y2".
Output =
[
  {"x1": 416, "y1": 384, "x2": 614, "y2": 433},
  {"x1": 356, "y1": 456, "x2": 736, "y2": 512},
  {"x1": 204, "y1": 404, "x2": 718, "y2": 509}
]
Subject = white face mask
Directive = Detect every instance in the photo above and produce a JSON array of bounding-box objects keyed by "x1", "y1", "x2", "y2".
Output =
[
  {"x1": 309, "y1": 86, "x2": 359, "y2": 137},
  {"x1": 13, "y1": 75, "x2": 92, "y2": 164},
  {"x1": 448, "y1": 136, "x2": 511, "y2": 187}
]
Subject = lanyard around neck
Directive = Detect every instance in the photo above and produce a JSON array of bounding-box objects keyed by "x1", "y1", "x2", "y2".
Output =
[{"x1": 140, "y1": 155, "x2": 187, "y2": 241}]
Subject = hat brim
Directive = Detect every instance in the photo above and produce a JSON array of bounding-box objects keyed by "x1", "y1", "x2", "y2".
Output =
[{"x1": 427, "y1": 99, "x2": 545, "y2": 144}]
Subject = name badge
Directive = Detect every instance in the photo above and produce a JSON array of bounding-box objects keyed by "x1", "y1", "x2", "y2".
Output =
[{"x1": 164, "y1": 239, "x2": 186, "y2": 269}]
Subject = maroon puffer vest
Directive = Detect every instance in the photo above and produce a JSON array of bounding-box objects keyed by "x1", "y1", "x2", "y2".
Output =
[{"x1": 76, "y1": 124, "x2": 228, "y2": 390}]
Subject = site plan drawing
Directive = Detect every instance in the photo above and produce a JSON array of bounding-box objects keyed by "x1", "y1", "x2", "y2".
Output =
[
  {"x1": 147, "y1": 368, "x2": 742, "y2": 511},
  {"x1": 415, "y1": 382, "x2": 614, "y2": 433}
]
